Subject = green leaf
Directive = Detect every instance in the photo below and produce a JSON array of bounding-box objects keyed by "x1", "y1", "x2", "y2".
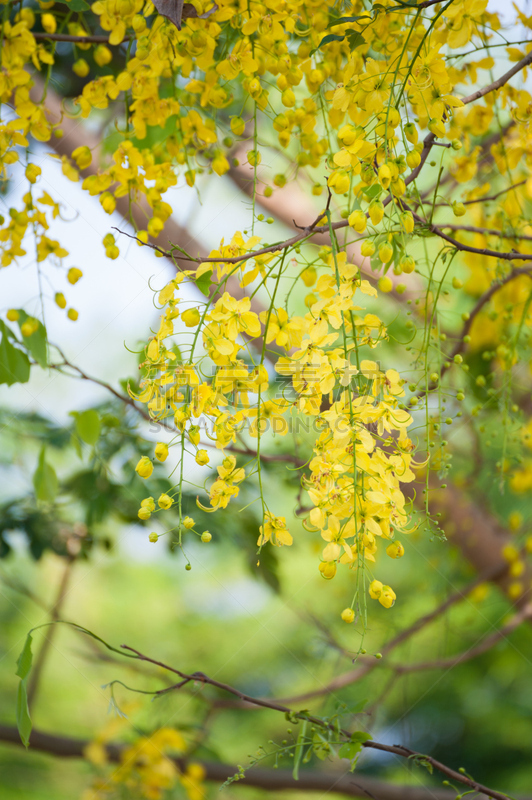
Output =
[
  {"x1": 73, "y1": 409, "x2": 101, "y2": 446},
  {"x1": 15, "y1": 633, "x2": 33, "y2": 747},
  {"x1": 328, "y1": 15, "x2": 365, "y2": 26},
  {"x1": 292, "y1": 719, "x2": 307, "y2": 780},
  {"x1": 350, "y1": 730, "x2": 372, "y2": 743},
  {"x1": 362, "y1": 184, "x2": 383, "y2": 200},
  {"x1": 33, "y1": 447, "x2": 58, "y2": 503},
  {"x1": 16, "y1": 632, "x2": 33, "y2": 679},
  {"x1": 311, "y1": 33, "x2": 345, "y2": 54},
  {"x1": 16, "y1": 680, "x2": 32, "y2": 747},
  {"x1": 16, "y1": 311, "x2": 48, "y2": 369},
  {"x1": 339, "y1": 742, "x2": 361, "y2": 760},
  {"x1": 194, "y1": 270, "x2": 212, "y2": 297},
  {"x1": 346, "y1": 31, "x2": 366, "y2": 49},
  {"x1": 0, "y1": 321, "x2": 30, "y2": 386}
]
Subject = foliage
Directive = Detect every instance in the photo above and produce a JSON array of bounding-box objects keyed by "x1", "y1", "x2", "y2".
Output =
[{"x1": 2, "y1": 0, "x2": 532, "y2": 798}]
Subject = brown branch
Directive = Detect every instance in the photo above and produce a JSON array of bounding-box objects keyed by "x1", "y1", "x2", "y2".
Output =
[
  {"x1": 32, "y1": 80, "x2": 264, "y2": 318},
  {"x1": 460, "y1": 50, "x2": 532, "y2": 106},
  {"x1": 32, "y1": 32, "x2": 128, "y2": 44},
  {"x1": 280, "y1": 567, "x2": 509, "y2": 704},
  {"x1": 442, "y1": 268, "x2": 532, "y2": 374},
  {"x1": 115, "y1": 644, "x2": 512, "y2": 800},
  {"x1": 422, "y1": 223, "x2": 532, "y2": 262},
  {"x1": 432, "y1": 179, "x2": 526, "y2": 209},
  {"x1": 393, "y1": 603, "x2": 532, "y2": 675},
  {"x1": 440, "y1": 224, "x2": 532, "y2": 242},
  {"x1": 0, "y1": 724, "x2": 481, "y2": 800}
]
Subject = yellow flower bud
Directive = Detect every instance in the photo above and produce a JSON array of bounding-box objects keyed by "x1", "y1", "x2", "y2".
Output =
[
  {"x1": 6, "y1": 309, "x2": 19, "y2": 322},
  {"x1": 378, "y1": 164, "x2": 392, "y2": 189},
  {"x1": 41, "y1": 13, "x2": 57, "y2": 33},
  {"x1": 67, "y1": 308, "x2": 79, "y2": 321},
  {"x1": 72, "y1": 146, "x2": 92, "y2": 170},
  {"x1": 141, "y1": 497, "x2": 156, "y2": 511},
  {"x1": 428, "y1": 117, "x2": 446, "y2": 138},
  {"x1": 105, "y1": 245, "x2": 120, "y2": 260},
  {"x1": 369, "y1": 579, "x2": 383, "y2": 599},
  {"x1": 281, "y1": 88, "x2": 295, "y2": 107},
  {"x1": 319, "y1": 561, "x2": 337, "y2": 580},
  {"x1": 138, "y1": 507, "x2": 151, "y2": 520},
  {"x1": 452, "y1": 202, "x2": 466, "y2": 217},
  {"x1": 183, "y1": 516, "x2": 195, "y2": 529},
  {"x1": 378, "y1": 276, "x2": 393, "y2": 293},
  {"x1": 54, "y1": 292, "x2": 67, "y2": 309},
  {"x1": 148, "y1": 217, "x2": 164, "y2": 237},
  {"x1": 182, "y1": 308, "x2": 201, "y2": 327},
  {"x1": 360, "y1": 240, "x2": 376, "y2": 257},
  {"x1": 348, "y1": 209, "x2": 367, "y2": 233},
  {"x1": 386, "y1": 541, "x2": 404, "y2": 558},
  {"x1": 149, "y1": 532, "x2": 159, "y2": 543},
  {"x1": 201, "y1": 531, "x2": 212, "y2": 542},
  {"x1": 230, "y1": 117, "x2": 246, "y2": 136},
  {"x1": 189, "y1": 425, "x2": 200, "y2": 446},
  {"x1": 195, "y1": 449, "x2": 210, "y2": 466},
  {"x1": 67, "y1": 267, "x2": 83, "y2": 285},
  {"x1": 94, "y1": 45, "x2": 112, "y2": 67},
  {"x1": 135, "y1": 456, "x2": 153, "y2": 479},
  {"x1": 100, "y1": 192, "x2": 116, "y2": 214},
  {"x1": 368, "y1": 200, "x2": 384, "y2": 225},
  {"x1": 379, "y1": 585, "x2": 396, "y2": 608},
  {"x1": 406, "y1": 150, "x2": 421, "y2": 169},
  {"x1": 25, "y1": 164, "x2": 41, "y2": 184},
  {"x1": 300, "y1": 266, "x2": 317, "y2": 287},
  {"x1": 400, "y1": 211, "x2": 414, "y2": 234},
  {"x1": 154, "y1": 442, "x2": 168, "y2": 462},
  {"x1": 158, "y1": 493, "x2": 173, "y2": 510},
  {"x1": 247, "y1": 149, "x2": 261, "y2": 166},
  {"x1": 305, "y1": 292, "x2": 317, "y2": 308},
  {"x1": 378, "y1": 243, "x2": 393, "y2": 263},
  {"x1": 73, "y1": 59, "x2": 90, "y2": 77},
  {"x1": 341, "y1": 608, "x2": 355, "y2": 623},
  {"x1": 404, "y1": 123, "x2": 418, "y2": 144},
  {"x1": 400, "y1": 255, "x2": 415, "y2": 274}
]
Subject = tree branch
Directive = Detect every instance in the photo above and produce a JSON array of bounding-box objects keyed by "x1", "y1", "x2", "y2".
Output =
[
  {"x1": 114, "y1": 644, "x2": 512, "y2": 800},
  {"x1": 32, "y1": 32, "x2": 127, "y2": 44},
  {"x1": 392, "y1": 603, "x2": 532, "y2": 675},
  {"x1": 0, "y1": 723, "x2": 488, "y2": 800},
  {"x1": 279, "y1": 566, "x2": 512, "y2": 704}
]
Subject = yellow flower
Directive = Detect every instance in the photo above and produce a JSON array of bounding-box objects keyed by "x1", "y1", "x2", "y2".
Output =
[
  {"x1": 348, "y1": 209, "x2": 367, "y2": 233},
  {"x1": 258, "y1": 512, "x2": 293, "y2": 547},
  {"x1": 67, "y1": 267, "x2": 83, "y2": 284},
  {"x1": 196, "y1": 449, "x2": 210, "y2": 466},
  {"x1": 369, "y1": 580, "x2": 383, "y2": 599},
  {"x1": 158, "y1": 493, "x2": 173, "y2": 509},
  {"x1": 182, "y1": 308, "x2": 201, "y2": 327},
  {"x1": 378, "y1": 585, "x2": 396, "y2": 608},
  {"x1": 386, "y1": 541, "x2": 404, "y2": 558},
  {"x1": 135, "y1": 456, "x2": 153, "y2": 479},
  {"x1": 155, "y1": 442, "x2": 169, "y2": 462}
]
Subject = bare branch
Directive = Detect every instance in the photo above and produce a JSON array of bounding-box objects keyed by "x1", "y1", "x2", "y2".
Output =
[
  {"x1": 0, "y1": 723, "x2": 486, "y2": 800},
  {"x1": 393, "y1": 603, "x2": 532, "y2": 675},
  {"x1": 116, "y1": 644, "x2": 512, "y2": 800}
]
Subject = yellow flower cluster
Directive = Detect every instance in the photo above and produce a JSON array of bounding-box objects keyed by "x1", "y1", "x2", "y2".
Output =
[
  {"x1": 84, "y1": 727, "x2": 205, "y2": 800},
  {"x1": 4, "y1": 0, "x2": 532, "y2": 615},
  {"x1": 133, "y1": 235, "x2": 417, "y2": 608}
]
